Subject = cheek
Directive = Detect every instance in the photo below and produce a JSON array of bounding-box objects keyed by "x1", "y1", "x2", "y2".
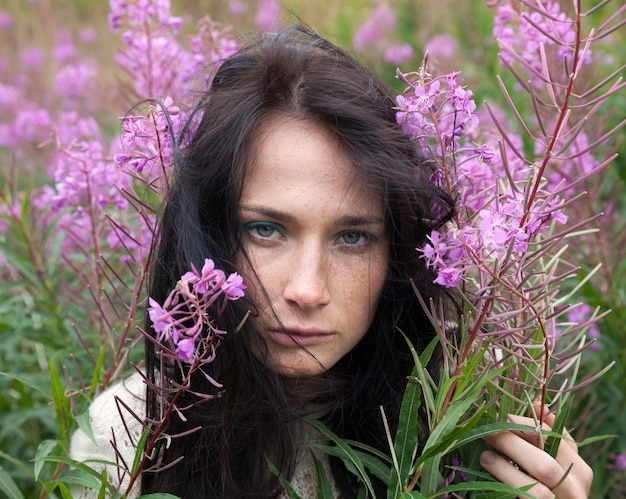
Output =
[
  {"x1": 344, "y1": 252, "x2": 389, "y2": 324},
  {"x1": 235, "y1": 251, "x2": 278, "y2": 313}
]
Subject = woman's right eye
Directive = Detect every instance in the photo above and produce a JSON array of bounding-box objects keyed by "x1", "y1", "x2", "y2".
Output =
[{"x1": 243, "y1": 222, "x2": 284, "y2": 241}]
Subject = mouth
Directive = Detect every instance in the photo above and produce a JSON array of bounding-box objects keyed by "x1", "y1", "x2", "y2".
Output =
[{"x1": 266, "y1": 327, "x2": 334, "y2": 347}]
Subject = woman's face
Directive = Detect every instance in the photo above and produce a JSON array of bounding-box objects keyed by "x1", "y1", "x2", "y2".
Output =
[{"x1": 238, "y1": 114, "x2": 389, "y2": 377}]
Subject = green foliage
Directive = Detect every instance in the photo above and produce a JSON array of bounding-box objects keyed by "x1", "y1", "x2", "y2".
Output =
[{"x1": 1, "y1": 0, "x2": 625, "y2": 497}]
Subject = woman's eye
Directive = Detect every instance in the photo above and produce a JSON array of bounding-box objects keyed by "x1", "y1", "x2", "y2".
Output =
[
  {"x1": 243, "y1": 222, "x2": 283, "y2": 240},
  {"x1": 340, "y1": 230, "x2": 370, "y2": 246}
]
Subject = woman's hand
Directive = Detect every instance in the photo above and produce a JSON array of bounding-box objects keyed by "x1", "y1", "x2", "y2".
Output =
[{"x1": 480, "y1": 404, "x2": 593, "y2": 498}]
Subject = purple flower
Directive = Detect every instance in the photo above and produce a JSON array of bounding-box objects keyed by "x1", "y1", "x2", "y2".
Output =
[
  {"x1": 384, "y1": 44, "x2": 414, "y2": 65},
  {"x1": 424, "y1": 34, "x2": 459, "y2": 64},
  {"x1": 0, "y1": 11, "x2": 13, "y2": 29},
  {"x1": 353, "y1": 4, "x2": 396, "y2": 51},
  {"x1": 568, "y1": 304, "x2": 600, "y2": 349},
  {"x1": 54, "y1": 63, "x2": 97, "y2": 100},
  {"x1": 79, "y1": 27, "x2": 97, "y2": 43},
  {"x1": 450, "y1": 456, "x2": 468, "y2": 482},
  {"x1": 53, "y1": 42, "x2": 77, "y2": 64},
  {"x1": 434, "y1": 267, "x2": 463, "y2": 288},
  {"x1": 175, "y1": 338, "x2": 195, "y2": 362},
  {"x1": 148, "y1": 297, "x2": 176, "y2": 341},
  {"x1": 222, "y1": 273, "x2": 246, "y2": 300},
  {"x1": 254, "y1": 0, "x2": 281, "y2": 31},
  {"x1": 147, "y1": 259, "x2": 243, "y2": 363},
  {"x1": 229, "y1": 0, "x2": 247, "y2": 16},
  {"x1": 20, "y1": 47, "x2": 45, "y2": 71}
]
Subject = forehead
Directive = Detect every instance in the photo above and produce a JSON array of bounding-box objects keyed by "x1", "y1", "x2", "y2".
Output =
[{"x1": 241, "y1": 114, "x2": 382, "y2": 216}]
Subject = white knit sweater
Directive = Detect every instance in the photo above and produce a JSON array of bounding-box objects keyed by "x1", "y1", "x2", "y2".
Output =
[{"x1": 69, "y1": 372, "x2": 341, "y2": 498}]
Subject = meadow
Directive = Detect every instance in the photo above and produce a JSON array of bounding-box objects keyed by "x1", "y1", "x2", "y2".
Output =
[{"x1": 0, "y1": 0, "x2": 625, "y2": 497}]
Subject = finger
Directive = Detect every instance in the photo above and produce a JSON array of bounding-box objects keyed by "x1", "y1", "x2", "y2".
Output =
[
  {"x1": 483, "y1": 430, "x2": 578, "y2": 496},
  {"x1": 532, "y1": 404, "x2": 577, "y2": 452},
  {"x1": 504, "y1": 413, "x2": 593, "y2": 496},
  {"x1": 508, "y1": 413, "x2": 577, "y2": 453},
  {"x1": 480, "y1": 449, "x2": 555, "y2": 499}
]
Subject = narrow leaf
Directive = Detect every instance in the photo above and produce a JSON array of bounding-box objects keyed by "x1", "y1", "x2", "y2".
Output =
[{"x1": 0, "y1": 464, "x2": 24, "y2": 499}]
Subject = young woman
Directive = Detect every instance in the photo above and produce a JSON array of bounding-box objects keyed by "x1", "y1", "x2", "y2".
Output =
[{"x1": 70, "y1": 24, "x2": 593, "y2": 499}]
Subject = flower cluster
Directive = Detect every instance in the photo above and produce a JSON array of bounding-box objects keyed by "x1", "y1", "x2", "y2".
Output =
[
  {"x1": 494, "y1": 1, "x2": 592, "y2": 78},
  {"x1": 395, "y1": 71, "x2": 478, "y2": 155},
  {"x1": 396, "y1": 69, "x2": 569, "y2": 289},
  {"x1": 110, "y1": 0, "x2": 238, "y2": 102},
  {"x1": 389, "y1": 19, "x2": 622, "y2": 493},
  {"x1": 353, "y1": 3, "x2": 414, "y2": 65},
  {"x1": 147, "y1": 259, "x2": 246, "y2": 362},
  {"x1": 115, "y1": 97, "x2": 201, "y2": 181}
]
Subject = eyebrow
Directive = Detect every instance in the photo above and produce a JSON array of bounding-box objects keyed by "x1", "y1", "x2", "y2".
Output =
[{"x1": 240, "y1": 205, "x2": 385, "y2": 227}]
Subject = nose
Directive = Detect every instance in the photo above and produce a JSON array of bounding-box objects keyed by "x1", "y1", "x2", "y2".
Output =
[{"x1": 282, "y1": 242, "x2": 331, "y2": 310}]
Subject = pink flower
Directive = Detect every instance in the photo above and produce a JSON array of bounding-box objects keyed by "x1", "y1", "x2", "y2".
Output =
[
  {"x1": 384, "y1": 44, "x2": 414, "y2": 65},
  {"x1": 424, "y1": 34, "x2": 459, "y2": 63},
  {"x1": 353, "y1": 4, "x2": 396, "y2": 51},
  {"x1": 434, "y1": 267, "x2": 463, "y2": 288},
  {"x1": 229, "y1": 0, "x2": 247, "y2": 16},
  {"x1": 79, "y1": 27, "x2": 97, "y2": 43},
  {"x1": 254, "y1": 0, "x2": 281, "y2": 31},
  {"x1": 223, "y1": 273, "x2": 246, "y2": 300},
  {"x1": 175, "y1": 338, "x2": 195, "y2": 362},
  {"x1": 20, "y1": 47, "x2": 45, "y2": 71},
  {"x1": 0, "y1": 11, "x2": 13, "y2": 29},
  {"x1": 148, "y1": 297, "x2": 176, "y2": 341},
  {"x1": 568, "y1": 304, "x2": 600, "y2": 349}
]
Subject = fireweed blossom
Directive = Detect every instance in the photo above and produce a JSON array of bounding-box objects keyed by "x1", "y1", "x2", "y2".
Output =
[
  {"x1": 115, "y1": 96, "x2": 201, "y2": 178},
  {"x1": 147, "y1": 259, "x2": 246, "y2": 363},
  {"x1": 493, "y1": 2, "x2": 592, "y2": 81},
  {"x1": 396, "y1": 68, "x2": 570, "y2": 289},
  {"x1": 110, "y1": 0, "x2": 237, "y2": 102},
  {"x1": 353, "y1": 3, "x2": 414, "y2": 66}
]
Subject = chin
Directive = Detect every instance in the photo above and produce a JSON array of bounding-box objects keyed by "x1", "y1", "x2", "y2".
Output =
[{"x1": 270, "y1": 356, "x2": 333, "y2": 378}]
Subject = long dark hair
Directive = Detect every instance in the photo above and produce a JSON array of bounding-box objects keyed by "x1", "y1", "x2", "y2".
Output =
[{"x1": 142, "y1": 23, "x2": 455, "y2": 498}]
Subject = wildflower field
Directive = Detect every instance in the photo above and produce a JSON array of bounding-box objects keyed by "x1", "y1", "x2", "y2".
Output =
[{"x1": 0, "y1": 0, "x2": 625, "y2": 497}]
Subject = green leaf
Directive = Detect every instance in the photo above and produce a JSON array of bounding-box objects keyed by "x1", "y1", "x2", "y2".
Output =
[
  {"x1": 75, "y1": 410, "x2": 96, "y2": 444},
  {"x1": 388, "y1": 364, "x2": 422, "y2": 498},
  {"x1": 59, "y1": 468, "x2": 103, "y2": 490},
  {"x1": 449, "y1": 422, "x2": 538, "y2": 452},
  {"x1": 49, "y1": 359, "x2": 69, "y2": 438},
  {"x1": 0, "y1": 371, "x2": 50, "y2": 397},
  {"x1": 404, "y1": 335, "x2": 437, "y2": 427},
  {"x1": 304, "y1": 417, "x2": 376, "y2": 497},
  {"x1": 428, "y1": 479, "x2": 535, "y2": 498},
  {"x1": 130, "y1": 425, "x2": 152, "y2": 476},
  {"x1": 312, "y1": 453, "x2": 334, "y2": 498},
  {"x1": 317, "y1": 444, "x2": 390, "y2": 483},
  {"x1": 33, "y1": 454, "x2": 120, "y2": 495},
  {"x1": 265, "y1": 456, "x2": 302, "y2": 499},
  {"x1": 417, "y1": 375, "x2": 493, "y2": 493},
  {"x1": 545, "y1": 397, "x2": 572, "y2": 459},
  {"x1": 0, "y1": 464, "x2": 24, "y2": 499},
  {"x1": 34, "y1": 439, "x2": 58, "y2": 481},
  {"x1": 400, "y1": 491, "x2": 427, "y2": 498},
  {"x1": 57, "y1": 481, "x2": 73, "y2": 499}
]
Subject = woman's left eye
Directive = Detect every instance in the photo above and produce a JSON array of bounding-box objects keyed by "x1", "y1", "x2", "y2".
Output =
[
  {"x1": 242, "y1": 221, "x2": 285, "y2": 241},
  {"x1": 339, "y1": 230, "x2": 371, "y2": 246}
]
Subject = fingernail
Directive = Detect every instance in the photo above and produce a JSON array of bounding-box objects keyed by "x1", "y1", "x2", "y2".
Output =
[{"x1": 481, "y1": 450, "x2": 495, "y2": 465}]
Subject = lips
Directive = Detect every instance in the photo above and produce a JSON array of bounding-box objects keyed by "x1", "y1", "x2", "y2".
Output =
[{"x1": 266, "y1": 327, "x2": 334, "y2": 347}]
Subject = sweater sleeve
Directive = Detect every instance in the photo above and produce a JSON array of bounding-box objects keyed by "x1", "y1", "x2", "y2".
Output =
[{"x1": 69, "y1": 372, "x2": 146, "y2": 498}]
